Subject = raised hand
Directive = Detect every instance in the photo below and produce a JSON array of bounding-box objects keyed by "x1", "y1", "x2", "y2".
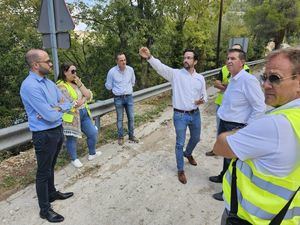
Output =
[{"x1": 139, "y1": 47, "x2": 151, "y2": 59}]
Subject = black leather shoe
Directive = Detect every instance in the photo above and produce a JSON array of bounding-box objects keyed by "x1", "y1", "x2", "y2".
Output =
[
  {"x1": 49, "y1": 191, "x2": 74, "y2": 203},
  {"x1": 40, "y1": 208, "x2": 64, "y2": 223},
  {"x1": 209, "y1": 175, "x2": 223, "y2": 183},
  {"x1": 212, "y1": 191, "x2": 224, "y2": 201}
]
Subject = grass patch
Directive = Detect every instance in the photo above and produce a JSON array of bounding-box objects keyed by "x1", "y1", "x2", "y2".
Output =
[{"x1": 1, "y1": 175, "x2": 18, "y2": 188}]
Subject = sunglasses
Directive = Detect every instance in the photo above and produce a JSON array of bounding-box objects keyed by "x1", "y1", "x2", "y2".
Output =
[
  {"x1": 70, "y1": 69, "x2": 77, "y2": 74},
  {"x1": 260, "y1": 73, "x2": 296, "y2": 85}
]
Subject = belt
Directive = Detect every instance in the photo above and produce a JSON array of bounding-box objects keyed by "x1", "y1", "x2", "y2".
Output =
[
  {"x1": 174, "y1": 108, "x2": 199, "y2": 114},
  {"x1": 113, "y1": 94, "x2": 132, "y2": 98},
  {"x1": 220, "y1": 119, "x2": 246, "y2": 127},
  {"x1": 33, "y1": 124, "x2": 62, "y2": 133}
]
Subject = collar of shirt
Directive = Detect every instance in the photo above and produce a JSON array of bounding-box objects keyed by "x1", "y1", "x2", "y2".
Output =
[
  {"x1": 29, "y1": 71, "x2": 46, "y2": 82},
  {"x1": 268, "y1": 98, "x2": 300, "y2": 113},
  {"x1": 117, "y1": 65, "x2": 127, "y2": 73},
  {"x1": 182, "y1": 68, "x2": 197, "y2": 77},
  {"x1": 231, "y1": 69, "x2": 246, "y2": 81}
]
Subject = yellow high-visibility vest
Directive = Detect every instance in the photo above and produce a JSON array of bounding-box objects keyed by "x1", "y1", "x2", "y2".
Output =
[
  {"x1": 214, "y1": 64, "x2": 250, "y2": 105},
  {"x1": 223, "y1": 108, "x2": 300, "y2": 224},
  {"x1": 57, "y1": 80, "x2": 91, "y2": 123}
]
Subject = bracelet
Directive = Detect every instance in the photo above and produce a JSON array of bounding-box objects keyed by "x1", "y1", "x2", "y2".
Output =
[{"x1": 78, "y1": 84, "x2": 82, "y2": 88}]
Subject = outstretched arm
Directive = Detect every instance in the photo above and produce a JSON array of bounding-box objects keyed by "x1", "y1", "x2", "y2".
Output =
[{"x1": 139, "y1": 47, "x2": 175, "y2": 82}]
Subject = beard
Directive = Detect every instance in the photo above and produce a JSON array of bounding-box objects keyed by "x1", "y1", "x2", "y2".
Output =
[
  {"x1": 183, "y1": 62, "x2": 191, "y2": 69},
  {"x1": 38, "y1": 66, "x2": 51, "y2": 75}
]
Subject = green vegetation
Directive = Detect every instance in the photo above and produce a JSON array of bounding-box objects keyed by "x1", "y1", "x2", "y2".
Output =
[{"x1": 0, "y1": 0, "x2": 299, "y2": 128}]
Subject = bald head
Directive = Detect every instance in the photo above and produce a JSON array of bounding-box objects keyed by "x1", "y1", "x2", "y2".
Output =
[
  {"x1": 25, "y1": 49, "x2": 47, "y2": 68},
  {"x1": 231, "y1": 44, "x2": 243, "y2": 50},
  {"x1": 25, "y1": 49, "x2": 52, "y2": 76}
]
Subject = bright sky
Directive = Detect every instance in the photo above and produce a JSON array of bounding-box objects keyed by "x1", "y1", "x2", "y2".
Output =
[{"x1": 65, "y1": 0, "x2": 92, "y2": 30}]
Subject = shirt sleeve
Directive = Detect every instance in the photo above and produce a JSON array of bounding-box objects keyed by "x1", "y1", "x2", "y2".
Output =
[
  {"x1": 226, "y1": 116, "x2": 279, "y2": 161},
  {"x1": 55, "y1": 86, "x2": 72, "y2": 112},
  {"x1": 244, "y1": 77, "x2": 266, "y2": 123},
  {"x1": 105, "y1": 69, "x2": 113, "y2": 90},
  {"x1": 202, "y1": 76, "x2": 208, "y2": 102},
  {"x1": 56, "y1": 85, "x2": 73, "y2": 112},
  {"x1": 147, "y1": 56, "x2": 175, "y2": 81},
  {"x1": 131, "y1": 68, "x2": 136, "y2": 86},
  {"x1": 21, "y1": 84, "x2": 64, "y2": 122}
]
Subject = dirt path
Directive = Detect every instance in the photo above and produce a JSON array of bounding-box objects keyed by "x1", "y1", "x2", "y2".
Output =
[{"x1": 0, "y1": 87, "x2": 226, "y2": 225}]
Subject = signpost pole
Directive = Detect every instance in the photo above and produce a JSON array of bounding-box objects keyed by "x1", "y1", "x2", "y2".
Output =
[{"x1": 47, "y1": 0, "x2": 59, "y2": 81}]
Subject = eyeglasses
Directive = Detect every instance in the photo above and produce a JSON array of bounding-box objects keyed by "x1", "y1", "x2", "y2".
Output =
[
  {"x1": 37, "y1": 59, "x2": 52, "y2": 64},
  {"x1": 260, "y1": 73, "x2": 296, "y2": 85},
  {"x1": 71, "y1": 69, "x2": 77, "y2": 74}
]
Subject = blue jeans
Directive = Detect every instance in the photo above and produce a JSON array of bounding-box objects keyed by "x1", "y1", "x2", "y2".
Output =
[
  {"x1": 32, "y1": 125, "x2": 64, "y2": 214},
  {"x1": 173, "y1": 110, "x2": 201, "y2": 171},
  {"x1": 66, "y1": 108, "x2": 98, "y2": 160},
  {"x1": 218, "y1": 119, "x2": 246, "y2": 177},
  {"x1": 114, "y1": 95, "x2": 134, "y2": 138}
]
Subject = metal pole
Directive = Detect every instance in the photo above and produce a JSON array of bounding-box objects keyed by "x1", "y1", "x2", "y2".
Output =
[
  {"x1": 216, "y1": 0, "x2": 223, "y2": 68},
  {"x1": 47, "y1": 0, "x2": 59, "y2": 81}
]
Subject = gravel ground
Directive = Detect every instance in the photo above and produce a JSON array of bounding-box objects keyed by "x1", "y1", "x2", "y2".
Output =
[{"x1": 0, "y1": 86, "x2": 228, "y2": 225}]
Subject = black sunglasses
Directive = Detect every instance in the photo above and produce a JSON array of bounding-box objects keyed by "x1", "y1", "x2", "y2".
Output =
[
  {"x1": 260, "y1": 73, "x2": 296, "y2": 85},
  {"x1": 71, "y1": 69, "x2": 77, "y2": 74}
]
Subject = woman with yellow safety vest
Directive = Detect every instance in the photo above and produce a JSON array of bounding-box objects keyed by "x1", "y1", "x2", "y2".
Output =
[{"x1": 57, "y1": 63, "x2": 101, "y2": 168}]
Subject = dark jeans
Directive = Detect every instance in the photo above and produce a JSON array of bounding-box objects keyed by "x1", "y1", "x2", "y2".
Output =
[
  {"x1": 218, "y1": 119, "x2": 246, "y2": 177},
  {"x1": 32, "y1": 125, "x2": 64, "y2": 214}
]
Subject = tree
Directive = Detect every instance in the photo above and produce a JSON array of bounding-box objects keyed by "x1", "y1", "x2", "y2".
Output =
[
  {"x1": 244, "y1": 0, "x2": 300, "y2": 49},
  {"x1": 0, "y1": 0, "x2": 42, "y2": 127}
]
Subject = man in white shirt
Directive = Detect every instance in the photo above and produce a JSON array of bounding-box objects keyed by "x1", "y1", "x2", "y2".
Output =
[
  {"x1": 209, "y1": 48, "x2": 266, "y2": 201},
  {"x1": 139, "y1": 47, "x2": 207, "y2": 184},
  {"x1": 213, "y1": 47, "x2": 300, "y2": 225}
]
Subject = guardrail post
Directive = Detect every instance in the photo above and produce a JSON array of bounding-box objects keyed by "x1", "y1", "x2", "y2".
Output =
[{"x1": 94, "y1": 116, "x2": 100, "y2": 131}]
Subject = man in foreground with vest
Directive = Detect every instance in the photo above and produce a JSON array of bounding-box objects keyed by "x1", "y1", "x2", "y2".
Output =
[
  {"x1": 20, "y1": 49, "x2": 74, "y2": 223},
  {"x1": 213, "y1": 47, "x2": 300, "y2": 224},
  {"x1": 206, "y1": 44, "x2": 250, "y2": 157}
]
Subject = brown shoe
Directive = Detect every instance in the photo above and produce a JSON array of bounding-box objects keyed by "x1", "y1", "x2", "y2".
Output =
[
  {"x1": 118, "y1": 138, "x2": 124, "y2": 146},
  {"x1": 178, "y1": 171, "x2": 187, "y2": 184},
  {"x1": 184, "y1": 154, "x2": 197, "y2": 166},
  {"x1": 129, "y1": 136, "x2": 139, "y2": 143},
  {"x1": 205, "y1": 150, "x2": 216, "y2": 156}
]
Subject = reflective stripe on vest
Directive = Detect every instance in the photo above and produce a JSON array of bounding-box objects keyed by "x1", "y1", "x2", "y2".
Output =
[
  {"x1": 224, "y1": 162, "x2": 300, "y2": 220},
  {"x1": 214, "y1": 64, "x2": 250, "y2": 105},
  {"x1": 223, "y1": 108, "x2": 300, "y2": 224}
]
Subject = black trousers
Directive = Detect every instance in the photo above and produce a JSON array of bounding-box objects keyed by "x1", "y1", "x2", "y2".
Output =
[
  {"x1": 32, "y1": 125, "x2": 64, "y2": 214},
  {"x1": 218, "y1": 119, "x2": 246, "y2": 177}
]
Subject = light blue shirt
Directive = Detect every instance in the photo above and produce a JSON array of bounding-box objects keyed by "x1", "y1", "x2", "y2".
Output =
[
  {"x1": 20, "y1": 71, "x2": 72, "y2": 131},
  {"x1": 217, "y1": 69, "x2": 266, "y2": 124},
  {"x1": 147, "y1": 56, "x2": 207, "y2": 111},
  {"x1": 105, "y1": 65, "x2": 136, "y2": 95}
]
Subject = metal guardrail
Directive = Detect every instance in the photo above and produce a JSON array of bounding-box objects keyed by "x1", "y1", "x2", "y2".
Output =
[{"x1": 0, "y1": 59, "x2": 265, "y2": 152}]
